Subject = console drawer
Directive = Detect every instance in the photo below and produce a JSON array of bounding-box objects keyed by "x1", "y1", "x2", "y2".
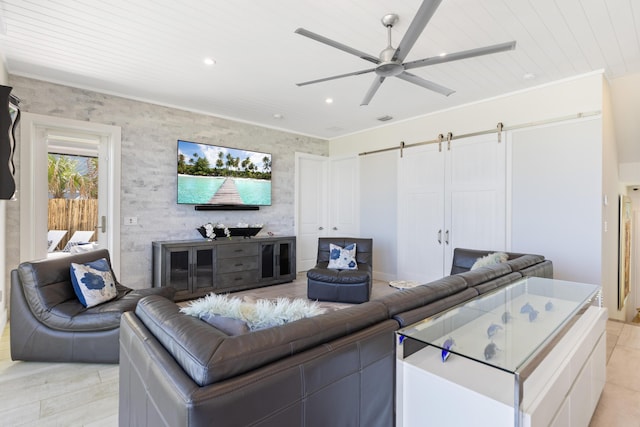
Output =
[
  {"x1": 217, "y1": 243, "x2": 259, "y2": 258},
  {"x1": 216, "y1": 270, "x2": 259, "y2": 289},
  {"x1": 216, "y1": 256, "x2": 259, "y2": 274}
]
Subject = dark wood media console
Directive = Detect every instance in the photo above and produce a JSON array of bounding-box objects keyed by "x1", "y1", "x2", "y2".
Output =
[{"x1": 152, "y1": 236, "x2": 296, "y2": 301}]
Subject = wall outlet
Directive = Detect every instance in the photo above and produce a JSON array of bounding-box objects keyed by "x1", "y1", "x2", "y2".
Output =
[{"x1": 124, "y1": 216, "x2": 138, "y2": 225}]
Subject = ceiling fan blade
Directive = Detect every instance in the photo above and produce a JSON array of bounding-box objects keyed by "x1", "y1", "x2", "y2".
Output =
[
  {"x1": 397, "y1": 72, "x2": 454, "y2": 96},
  {"x1": 295, "y1": 28, "x2": 380, "y2": 65},
  {"x1": 361, "y1": 76, "x2": 386, "y2": 106},
  {"x1": 404, "y1": 41, "x2": 517, "y2": 70},
  {"x1": 296, "y1": 68, "x2": 376, "y2": 86},
  {"x1": 392, "y1": 0, "x2": 442, "y2": 62}
]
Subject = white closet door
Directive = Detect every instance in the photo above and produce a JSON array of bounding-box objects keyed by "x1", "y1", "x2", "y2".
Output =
[
  {"x1": 398, "y1": 144, "x2": 445, "y2": 283},
  {"x1": 444, "y1": 134, "x2": 506, "y2": 272},
  {"x1": 296, "y1": 154, "x2": 360, "y2": 272},
  {"x1": 296, "y1": 153, "x2": 328, "y2": 272}
]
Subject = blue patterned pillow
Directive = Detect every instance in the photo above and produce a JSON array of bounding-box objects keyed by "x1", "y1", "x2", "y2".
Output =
[
  {"x1": 327, "y1": 243, "x2": 358, "y2": 270},
  {"x1": 70, "y1": 258, "x2": 117, "y2": 308}
]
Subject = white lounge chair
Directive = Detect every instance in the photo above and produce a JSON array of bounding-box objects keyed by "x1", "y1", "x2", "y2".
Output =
[
  {"x1": 47, "y1": 230, "x2": 67, "y2": 252},
  {"x1": 63, "y1": 230, "x2": 95, "y2": 252}
]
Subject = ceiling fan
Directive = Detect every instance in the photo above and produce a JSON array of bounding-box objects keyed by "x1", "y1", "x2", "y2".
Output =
[{"x1": 295, "y1": 0, "x2": 516, "y2": 105}]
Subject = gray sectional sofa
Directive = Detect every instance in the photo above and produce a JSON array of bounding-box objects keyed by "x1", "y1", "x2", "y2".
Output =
[{"x1": 119, "y1": 248, "x2": 552, "y2": 426}]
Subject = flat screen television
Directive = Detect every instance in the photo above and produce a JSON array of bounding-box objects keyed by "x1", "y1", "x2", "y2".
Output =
[{"x1": 177, "y1": 139, "x2": 272, "y2": 207}]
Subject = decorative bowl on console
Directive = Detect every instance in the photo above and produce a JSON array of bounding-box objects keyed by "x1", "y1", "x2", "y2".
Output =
[
  {"x1": 214, "y1": 227, "x2": 262, "y2": 238},
  {"x1": 197, "y1": 223, "x2": 262, "y2": 240}
]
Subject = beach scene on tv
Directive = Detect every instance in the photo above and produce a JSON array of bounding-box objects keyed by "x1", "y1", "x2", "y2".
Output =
[{"x1": 177, "y1": 140, "x2": 272, "y2": 206}]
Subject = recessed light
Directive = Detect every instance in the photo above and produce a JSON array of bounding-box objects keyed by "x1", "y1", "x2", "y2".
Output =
[
  {"x1": 523, "y1": 72, "x2": 536, "y2": 80},
  {"x1": 439, "y1": 52, "x2": 447, "y2": 57},
  {"x1": 325, "y1": 97, "x2": 334, "y2": 104},
  {"x1": 203, "y1": 57, "x2": 216, "y2": 66},
  {"x1": 273, "y1": 113, "x2": 284, "y2": 119}
]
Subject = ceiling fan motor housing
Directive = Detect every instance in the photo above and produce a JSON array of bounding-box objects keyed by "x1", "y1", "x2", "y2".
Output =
[{"x1": 376, "y1": 57, "x2": 404, "y2": 77}]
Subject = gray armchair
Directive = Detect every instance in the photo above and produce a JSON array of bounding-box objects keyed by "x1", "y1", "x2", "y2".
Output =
[
  {"x1": 307, "y1": 238, "x2": 373, "y2": 303},
  {"x1": 10, "y1": 249, "x2": 175, "y2": 363}
]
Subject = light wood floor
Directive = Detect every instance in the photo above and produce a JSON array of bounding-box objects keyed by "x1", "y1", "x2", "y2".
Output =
[
  {"x1": 0, "y1": 326, "x2": 119, "y2": 426},
  {"x1": 0, "y1": 274, "x2": 636, "y2": 426}
]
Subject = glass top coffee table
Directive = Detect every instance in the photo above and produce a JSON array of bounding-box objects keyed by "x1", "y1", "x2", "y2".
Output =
[{"x1": 396, "y1": 276, "x2": 604, "y2": 427}]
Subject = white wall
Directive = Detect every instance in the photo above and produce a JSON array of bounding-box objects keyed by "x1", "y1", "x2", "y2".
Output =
[
  {"x1": 620, "y1": 162, "x2": 640, "y2": 184},
  {"x1": 359, "y1": 151, "x2": 397, "y2": 281},
  {"x1": 510, "y1": 118, "x2": 602, "y2": 284}
]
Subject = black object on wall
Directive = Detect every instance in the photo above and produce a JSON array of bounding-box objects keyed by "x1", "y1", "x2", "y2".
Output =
[
  {"x1": 0, "y1": 85, "x2": 20, "y2": 200},
  {"x1": 194, "y1": 205, "x2": 259, "y2": 211}
]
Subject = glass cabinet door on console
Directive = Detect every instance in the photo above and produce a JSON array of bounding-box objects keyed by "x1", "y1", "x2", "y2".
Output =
[
  {"x1": 163, "y1": 245, "x2": 215, "y2": 300},
  {"x1": 193, "y1": 247, "x2": 215, "y2": 292},
  {"x1": 166, "y1": 247, "x2": 190, "y2": 295},
  {"x1": 260, "y1": 238, "x2": 296, "y2": 283}
]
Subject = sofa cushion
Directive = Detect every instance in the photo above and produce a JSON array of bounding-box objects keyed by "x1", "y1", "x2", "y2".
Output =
[
  {"x1": 134, "y1": 295, "x2": 390, "y2": 386},
  {"x1": 307, "y1": 262, "x2": 371, "y2": 284},
  {"x1": 456, "y1": 263, "x2": 513, "y2": 287},
  {"x1": 200, "y1": 313, "x2": 250, "y2": 335},
  {"x1": 520, "y1": 260, "x2": 553, "y2": 278},
  {"x1": 377, "y1": 275, "x2": 468, "y2": 317},
  {"x1": 15, "y1": 249, "x2": 176, "y2": 333},
  {"x1": 327, "y1": 243, "x2": 358, "y2": 270},
  {"x1": 392, "y1": 288, "x2": 479, "y2": 327},
  {"x1": 17, "y1": 249, "x2": 129, "y2": 331},
  {"x1": 18, "y1": 249, "x2": 113, "y2": 315},
  {"x1": 473, "y1": 272, "x2": 523, "y2": 295},
  {"x1": 70, "y1": 258, "x2": 118, "y2": 308},
  {"x1": 450, "y1": 248, "x2": 529, "y2": 275},
  {"x1": 504, "y1": 254, "x2": 545, "y2": 272}
]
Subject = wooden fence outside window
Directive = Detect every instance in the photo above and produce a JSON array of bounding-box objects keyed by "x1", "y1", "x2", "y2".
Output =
[{"x1": 48, "y1": 198, "x2": 98, "y2": 250}]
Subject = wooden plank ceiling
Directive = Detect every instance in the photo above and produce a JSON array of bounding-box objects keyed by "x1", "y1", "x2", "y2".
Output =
[{"x1": 0, "y1": 0, "x2": 639, "y2": 153}]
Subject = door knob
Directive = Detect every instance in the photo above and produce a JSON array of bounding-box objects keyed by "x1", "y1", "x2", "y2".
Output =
[
  {"x1": 437, "y1": 229, "x2": 442, "y2": 244},
  {"x1": 332, "y1": 227, "x2": 338, "y2": 231},
  {"x1": 318, "y1": 227, "x2": 324, "y2": 230}
]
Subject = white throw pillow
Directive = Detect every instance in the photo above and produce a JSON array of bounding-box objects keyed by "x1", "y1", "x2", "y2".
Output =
[
  {"x1": 70, "y1": 258, "x2": 118, "y2": 308},
  {"x1": 327, "y1": 243, "x2": 358, "y2": 270}
]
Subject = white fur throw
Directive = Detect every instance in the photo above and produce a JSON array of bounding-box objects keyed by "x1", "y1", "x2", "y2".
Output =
[
  {"x1": 180, "y1": 293, "x2": 326, "y2": 331},
  {"x1": 470, "y1": 252, "x2": 509, "y2": 270}
]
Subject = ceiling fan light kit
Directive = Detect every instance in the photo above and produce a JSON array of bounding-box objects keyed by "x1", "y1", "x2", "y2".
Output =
[{"x1": 295, "y1": 0, "x2": 516, "y2": 106}]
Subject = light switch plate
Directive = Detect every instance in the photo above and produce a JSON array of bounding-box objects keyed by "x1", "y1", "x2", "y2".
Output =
[{"x1": 124, "y1": 216, "x2": 138, "y2": 225}]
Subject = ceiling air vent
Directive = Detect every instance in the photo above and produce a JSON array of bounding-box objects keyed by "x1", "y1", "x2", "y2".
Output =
[{"x1": 377, "y1": 115, "x2": 393, "y2": 122}]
